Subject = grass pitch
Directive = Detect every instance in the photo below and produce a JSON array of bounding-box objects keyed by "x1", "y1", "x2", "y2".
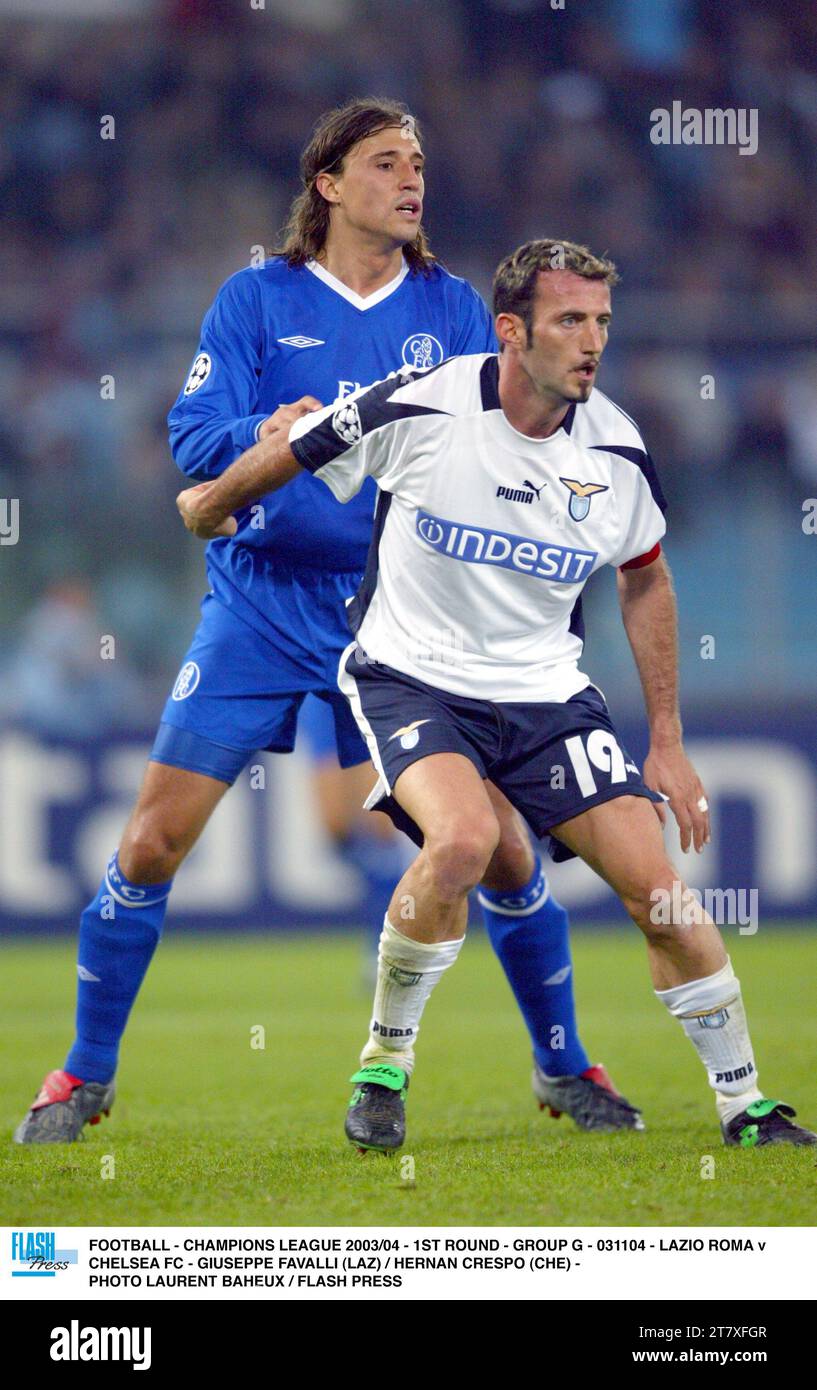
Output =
[{"x1": 2, "y1": 929, "x2": 816, "y2": 1227}]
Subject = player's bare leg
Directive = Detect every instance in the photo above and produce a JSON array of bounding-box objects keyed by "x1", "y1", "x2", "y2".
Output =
[
  {"x1": 549, "y1": 794, "x2": 816, "y2": 1147},
  {"x1": 480, "y1": 783, "x2": 536, "y2": 890},
  {"x1": 345, "y1": 754, "x2": 499, "y2": 1152},
  {"x1": 384, "y1": 754, "x2": 500, "y2": 943},
  {"x1": 14, "y1": 761, "x2": 230, "y2": 1143},
  {"x1": 311, "y1": 759, "x2": 385, "y2": 841},
  {"x1": 119, "y1": 760, "x2": 231, "y2": 882},
  {"x1": 550, "y1": 794, "x2": 724, "y2": 986},
  {"x1": 482, "y1": 784, "x2": 644, "y2": 1130}
]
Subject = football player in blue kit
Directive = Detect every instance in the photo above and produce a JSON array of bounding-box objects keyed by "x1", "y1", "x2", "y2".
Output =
[{"x1": 16, "y1": 99, "x2": 638, "y2": 1144}]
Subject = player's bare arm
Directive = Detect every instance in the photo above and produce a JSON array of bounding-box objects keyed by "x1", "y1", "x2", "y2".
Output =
[
  {"x1": 257, "y1": 395, "x2": 323, "y2": 441},
  {"x1": 616, "y1": 553, "x2": 710, "y2": 854},
  {"x1": 176, "y1": 432, "x2": 301, "y2": 539}
]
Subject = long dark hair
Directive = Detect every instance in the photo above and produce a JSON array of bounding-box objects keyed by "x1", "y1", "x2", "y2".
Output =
[{"x1": 274, "y1": 97, "x2": 436, "y2": 274}]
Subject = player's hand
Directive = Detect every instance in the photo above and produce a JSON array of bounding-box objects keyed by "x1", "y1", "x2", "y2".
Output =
[
  {"x1": 257, "y1": 396, "x2": 323, "y2": 441},
  {"x1": 643, "y1": 742, "x2": 711, "y2": 854},
  {"x1": 176, "y1": 481, "x2": 237, "y2": 539}
]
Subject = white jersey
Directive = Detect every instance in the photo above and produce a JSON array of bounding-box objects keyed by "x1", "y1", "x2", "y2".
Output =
[{"x1": 289, "y1": 354, "x2": 666, "y2": 702}]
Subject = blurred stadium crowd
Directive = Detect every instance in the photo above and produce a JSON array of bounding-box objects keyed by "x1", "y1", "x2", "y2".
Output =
[{"x1": 1, "y1": 0, "x2": 815, "y2": 735}]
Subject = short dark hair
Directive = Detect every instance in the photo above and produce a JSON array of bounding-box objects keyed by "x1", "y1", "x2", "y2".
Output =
[
  {"x1": 274, "y1": 97, "x2": 435, "y2": 274},
  {"x1": 493, "y1": 239, "x2": 619, "y2": 342}
]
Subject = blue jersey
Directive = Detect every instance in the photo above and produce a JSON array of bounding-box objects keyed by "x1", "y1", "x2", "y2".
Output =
[{"x1": 168, "y1": 257, "x2": 496, "y2": 586}]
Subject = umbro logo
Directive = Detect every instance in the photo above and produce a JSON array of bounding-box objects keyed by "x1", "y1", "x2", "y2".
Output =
[
  {"x1": 496, "y1": 479, "x2": 547, "y2": 505},
  {"x1": 543, "y1": 966, "x2": 571, "y2": 986},
  {"x1": 277, "y1": 335, "x2": 325, "y2": 348}
]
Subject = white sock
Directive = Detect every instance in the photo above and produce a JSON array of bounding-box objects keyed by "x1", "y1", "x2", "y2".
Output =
[
  {"x1": 359, "y1": 916, "x2": 465, "y2": 1077},
  {"x1": 656, "y1": 959, "x2": 763, "y2": 1123}
]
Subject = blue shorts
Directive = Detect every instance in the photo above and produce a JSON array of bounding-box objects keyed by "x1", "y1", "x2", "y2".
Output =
[
  {"x1": 340, "y1": 647, "x2": 663, "y2": 862},
  {"x1": 150, "y1": 588, "x2": 369, "y2": 783}
]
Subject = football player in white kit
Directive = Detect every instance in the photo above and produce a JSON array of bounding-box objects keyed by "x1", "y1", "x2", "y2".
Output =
[{"x1": 178, "y1": 240, "x2": 815, "y2": 1155}]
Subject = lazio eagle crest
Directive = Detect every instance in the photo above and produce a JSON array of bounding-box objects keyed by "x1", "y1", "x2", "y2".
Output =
[
  {"x1": 388, "y1": 719, "x2": 431, "y2": 751},
  {"x1": 559, "y1": 477, "x2": 609, "y2": 521}
]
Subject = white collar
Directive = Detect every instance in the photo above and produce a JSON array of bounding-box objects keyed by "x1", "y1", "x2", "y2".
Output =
[
  {"x1": 305, "y1": 256, "x2": 409, "y2": 310},
  {"x1": 500, "y1": 413, "x2": 568, "y2": 445}
]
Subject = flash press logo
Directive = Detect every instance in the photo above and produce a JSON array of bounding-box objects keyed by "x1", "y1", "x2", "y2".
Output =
[
  {"x1": 11, "y1": 1230, "x2": 77, "y2": 1278},
  {"x1": 50, "y1": 1321, "x2": 151, "y2": 1371}
]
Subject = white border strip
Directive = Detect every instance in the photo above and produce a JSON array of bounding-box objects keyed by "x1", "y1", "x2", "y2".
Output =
[
  {"x1": 305, "y1": 257, "x2": 409, "y2": 311},
  {"x1": 476, "y1": 879, "x2": 551, "y2": 917},
  {"x1": 337, "y1": 641, "x2": 392, "y2": 794}
]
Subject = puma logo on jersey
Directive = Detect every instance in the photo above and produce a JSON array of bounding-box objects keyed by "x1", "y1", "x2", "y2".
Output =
[
  {"x1": 559, "y1": 477, "x2": 609, "y2": 521},
  {"x1": 496, "y1": 479, "x2": 547, "y2": 505}
]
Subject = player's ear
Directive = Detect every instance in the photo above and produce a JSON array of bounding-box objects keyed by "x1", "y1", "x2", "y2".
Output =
[
  {"x1": 495, "y1": 312, "x2": 526, "y2": 351},
  {"x1": 315, "y1": 171, "x2": 341, "y2": 206}
]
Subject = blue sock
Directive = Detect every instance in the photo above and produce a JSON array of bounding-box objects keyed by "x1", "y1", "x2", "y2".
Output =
[
  {"x1": 479, "y1": 857, "x2": 591, "y2": 1078},
  {"x1": 64, "y1": 851, "x2": 172, "y2": 1084},
  {"x1": 339, "y1": 829, "x2": 408, "y2": 953}
]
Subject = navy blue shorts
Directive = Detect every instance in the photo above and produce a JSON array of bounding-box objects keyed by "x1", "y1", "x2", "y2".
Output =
[
  {"x1": 150, "y1": 591, "x2": 369, "y2": 784},
  {"x1": 339, "y1": 646, "x2": 663, "y2": 862}
]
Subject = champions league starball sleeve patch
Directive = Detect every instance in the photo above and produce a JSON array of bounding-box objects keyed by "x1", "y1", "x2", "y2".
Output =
[{"x1": 183, "y1": 352, "x2": 212, "y2": 396}]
